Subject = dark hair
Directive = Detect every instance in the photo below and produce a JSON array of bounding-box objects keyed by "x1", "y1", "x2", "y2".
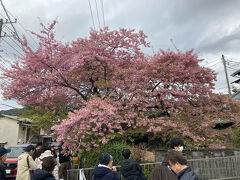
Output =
[
  {"x1": 99, "y1": 153, "x2": 112, "y2": 166},
  {"x1": 36, "y1": 142, "x2": 43, "y2": 147},
  {"x1": 42, "y1": 147, "x2": 51, "y2": 152},
  {"x1": 122, "y1": 149, "x2": 131, "y2": 159},
  {"x1": 167, "y1": 151, "x2": 187, "y2": 165},
  {"x1": 34, "y1": 149, "x2": 44, "y2": 159},
  {"x1": 42, "y1": 156, "x2": 57, "y2": 173},
  {"x1": 24, "y1": 145, "x2": 35, "y2": 152},
  {"x1": 151, "y1": 165, "x2": 178, "y2": 180},
  {"x1": 170, "y1": 138, "x2": 184, "y2": 149}
]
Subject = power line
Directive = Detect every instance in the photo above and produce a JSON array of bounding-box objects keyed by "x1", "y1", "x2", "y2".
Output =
[
  {"x1": 206, "y1": 61, "x2": 221, "y2": 69},
  {"x1": 226, "y1": 59, "x2": 240, "y2": 64},
  {"x1": 94, "y1": 0, "x2": 101, "y2": 30},
  {"x1": 88, "y1": 0, "x2": 96, "y2": 30},
  {"x1": 216, "y1": 86, "x2": 228, "y2": 90},
  {"x1": 7, "y1": 37, "x2": 22, "y2": 50},
  {"x1": 202, "y1": 58, "x2": 221, "y2": 66},
  {"x1": 100, "y1": 0, "x2": 106, "y2": 27},
  {"x1": 226, "y1": 66, "x2": 238, "y2": 71},
  {"x1": 1, "y1": 22, "x2": 37, "y2": 53},
  {"x1": 0, "y1": 0, "x2": 20, "y2": 39},
  {"x1": 2, "y1": 38, "x2": 24, "y2": 56},
  {"x1": 0, "y1": 12, "x2": 5, "y2": 18},
  {"x1": 6, "y1": 9, "x2": 38, "y2": 48},
  {"x1": 225, "y1": 56, "x2": 240, "y2": 62}
]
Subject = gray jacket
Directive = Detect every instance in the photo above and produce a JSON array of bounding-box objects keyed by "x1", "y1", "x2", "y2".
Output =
[{"x1": 177, "y1": 166, "x2": 199, "y2": 180}]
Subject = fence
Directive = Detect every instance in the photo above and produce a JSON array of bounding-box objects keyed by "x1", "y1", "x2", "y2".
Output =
[{"x1": 67, "y1": 156, "x2": 240, "y2": 180}]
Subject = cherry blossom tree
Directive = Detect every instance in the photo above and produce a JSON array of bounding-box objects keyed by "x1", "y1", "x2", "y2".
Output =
[{"x1": 1, "y1": 21, "x2": 240, "y2": 150}]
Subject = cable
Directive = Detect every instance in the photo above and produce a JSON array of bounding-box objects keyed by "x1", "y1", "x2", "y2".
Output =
[
  {"x1": 206, "y1": 62, "x2": 221, "y2": 69},
  {"x1": 8, "y1": 37, "x2": 22, "y2": 50},
  {"x1": 226, "y1": 66, "x2": 238, "y2": 71},
  {"x1": 225, "y1": 56, "x2": 240, "y2": 61},
  {"x1": 0, "y1": 0, "x2": 20, "y2": 39},
  {"x1": 100, "y1": 0, "x2": 106, "y2": 27},
  {"x1": 2, "y1": 38, "x2": 24, "y2": 57},
  {"x1": 202, "y1": 58, "x2": 221, "y2": 66},
  {"x1": 94, "y1": 0, "x2": 101, "y2": 30},
  {"x1": 88, "y1": 0, "x2": 96, "y2": 30},
  {"x1": 0, "y1": 12, "x2": 5, "y2": 18},
  {"x1": 6, "y1": 9, "x2": 38, "y2": 47},
  {"x1": 226, "y1": 60, "x2": 240, "y2": 64},
  {"x1": 1, "y1": 27, "x2": 23, "y2": 50}
]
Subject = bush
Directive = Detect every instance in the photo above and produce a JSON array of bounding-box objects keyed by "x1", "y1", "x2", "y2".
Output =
[
  {"x1": 81, "y1": 141, "x2": 130, "y2": 168},
  {"x1": 231, "y1": 127, "x2": 240, "y2": 148}
]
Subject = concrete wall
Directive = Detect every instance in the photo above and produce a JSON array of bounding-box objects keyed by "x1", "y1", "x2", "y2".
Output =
[
  {"x1": 155, "y1": 149, "x2": 240, "y2": 162},
  {"x1": 155, "y1": 149, "x2": 240, "y2": 180},
  {"x1": 0, "y1": 116, "x2": 19, "y2": 147}
]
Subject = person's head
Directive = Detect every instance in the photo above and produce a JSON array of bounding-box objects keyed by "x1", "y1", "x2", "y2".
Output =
[
  {"x1": 0, "y1": 147, "x2": 9, "y2": 164},
  {"x1": 35, "y1": 149, "x2": 44, "y2": 159},
  {"x1": 170, "y1": 138, "x2": 184, "y2": 152},
  {"x1": 42, "y1": 156, "x2": 57, "y2": 173},
  {"x1": 122, "y1": 149, "x2": 131, "y2": 159},
  {"x1": 167, "y1": 151, "x2": 187, "y2": 174},
  {"x1": 151, "y1": 165, "x2": 178, "y2": 180},
  {"x1": 36, "y1": 142, "x2": 43, "y2": 150},
  {"x1": 25, "y1": 145, "x2": 35, "y2": 156},
  {"x1": 42, "y1": 146, "x2": 51, "y2": 152},
  {"x1": 99, "y1": 153, "x2": 113, "y2": 168}
]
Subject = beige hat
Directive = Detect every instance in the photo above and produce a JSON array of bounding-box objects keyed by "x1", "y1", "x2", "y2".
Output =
[{"x1": 39, "y1": 150, "x2": 53, "y2": 160}]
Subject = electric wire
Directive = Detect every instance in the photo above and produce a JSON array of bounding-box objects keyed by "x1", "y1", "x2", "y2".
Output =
[
  {"x1": 94, "y1": 0, "x2": 101, "y2": 30},
  {"x1": 0, "y1": 0, "x2": 20, "y2": 39},
  {"x1": 202, "y1": 59, "x2": 221, "y2": 67},
  {"x1": 226, "y1": 66, "x2": 238, "y2": 71},
  {"x1": 6, "y1": 9, "x2": 38, "y2": 48},
  {"x1": 2, "y1": 38, "x2": 24, "y2": 57},
  {"x1": 225, "y1": 56, "x2": 240, "y2": 61},
  {"x1": 88, "y1": 0, "x2": 96, "y2": 30},
  {"x1": 206, "y1": 61, "x2": 221, "y2": 69},
  {"x1": 226, "y1": 60, "x2": 240, "y2": 64},
  {"x1": 100, "y1": 0, "x2": 106, "y2": 27}
]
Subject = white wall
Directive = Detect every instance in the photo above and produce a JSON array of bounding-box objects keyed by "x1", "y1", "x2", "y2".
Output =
[{"x1": 0, "y1": 116, "x2": 19, "y2": 147}]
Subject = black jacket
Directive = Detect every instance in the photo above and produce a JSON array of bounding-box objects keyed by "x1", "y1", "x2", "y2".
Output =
[
  {"x1": 120, "y1": 159, "x2": 146, "y2": 180},
  {"x1": 177, "y1": 166, "x2": 199, "y2": 180},
  {"x1": 58, "y1": 147, "x2": 71, "y2": 164},
  {"x1": 32, "y1": 169, "x2": 56, "y2": 180},
  {"x1": 0, "y1": 164, "x2": 6, "y2": 180},
  {"x1": 162, "y1": 150, "x2": 172, "y2": 167},
  {"x1": 92, "y1": 165, "x2": 120, "y2": 180}
]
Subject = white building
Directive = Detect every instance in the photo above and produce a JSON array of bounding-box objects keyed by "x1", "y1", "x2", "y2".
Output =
[{"x1": 0, "y1": 114, "x2": 38, "y2": 147}]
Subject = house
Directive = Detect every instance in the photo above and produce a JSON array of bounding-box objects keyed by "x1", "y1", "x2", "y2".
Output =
[
  {"x1": 0, "y1": 114, "x2": 38, "y2": 147},
  {"x1": 232, "y1": 91, "x2": 240, "y2": 101},
  {"x1": 231, "y1": 69, "x2": 240, "y2": 101}
]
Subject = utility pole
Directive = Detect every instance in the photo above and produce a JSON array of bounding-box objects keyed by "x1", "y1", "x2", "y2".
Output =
[
  {"x1": 0, "y1": 18, "x2": 17, "y2": 38},
  {"x1": 0, "y1": 0, "x2": 19, "y2": 39},
  {"x1": 222, "y1": 54, "x2": 232, "y2": 96},
  {"x1": 0, "y1": 19, "x2": 3, "y2": 37}
]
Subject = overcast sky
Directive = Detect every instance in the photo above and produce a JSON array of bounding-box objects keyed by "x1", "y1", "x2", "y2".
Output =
[{"x1": 1, "y1": 0, "x2": 240, "y2": 110}]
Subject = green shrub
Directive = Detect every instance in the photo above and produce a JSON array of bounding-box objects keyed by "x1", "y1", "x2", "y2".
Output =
[
  {"x1": 81, "y1": 141, "x2": 130, "y2": 168},
  {"x1": 231, "y1": 127, "x2": 240, "y2": 148}
]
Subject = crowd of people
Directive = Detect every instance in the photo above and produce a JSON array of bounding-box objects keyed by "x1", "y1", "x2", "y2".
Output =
[
  {"x1": 92, "y1": 138, "x2": 198, "y2": 180},
  {"x1": 0, "y1": 138, "x2": 199, "y2": 180},
  {"x1": 0, "y1": 142, "x2": 71, "y2": 180}
]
